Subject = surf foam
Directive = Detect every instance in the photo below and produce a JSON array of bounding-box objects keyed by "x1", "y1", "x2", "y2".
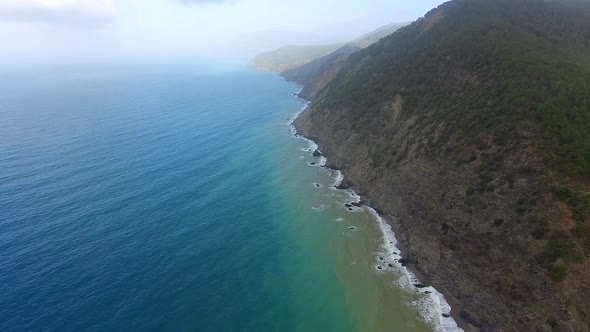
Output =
[
  {"x1": 367, "y1": 208, "x2": 462, "y2": 332},
  {"x1": 289, "y1": 92, "x2": 463, "y2": 332}
]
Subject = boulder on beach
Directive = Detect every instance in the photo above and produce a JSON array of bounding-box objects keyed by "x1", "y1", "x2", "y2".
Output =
[{"x1": 398, "y1": 258, "x2": 413, "y2": 267}]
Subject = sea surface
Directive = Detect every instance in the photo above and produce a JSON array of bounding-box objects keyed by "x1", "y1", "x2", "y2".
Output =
[{"x1": 0, "y1": 62, "x2": 459, "y2": 331}]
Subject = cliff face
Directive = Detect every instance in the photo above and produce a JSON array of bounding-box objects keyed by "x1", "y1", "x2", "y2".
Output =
[
  {"x1": 293, "y1": 0, "x2": 590, "y2": 330},
  {"x1": 296, "y1": 54, "x2": 350, "y2": 101}
]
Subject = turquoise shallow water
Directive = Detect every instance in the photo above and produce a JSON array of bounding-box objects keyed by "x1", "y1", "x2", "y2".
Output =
[{"x1": 0, "y1": 62, "x2": 452, "y2": 331}]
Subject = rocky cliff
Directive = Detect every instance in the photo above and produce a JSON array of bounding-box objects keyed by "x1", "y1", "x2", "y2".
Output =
[{"x1": 293, "y1": 0, "x2": 590, "y2": 330}]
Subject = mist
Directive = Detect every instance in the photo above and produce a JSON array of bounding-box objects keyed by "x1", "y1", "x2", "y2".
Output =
[{"x1": 0, "y1": 0, "x2": 447, "y2": 62}]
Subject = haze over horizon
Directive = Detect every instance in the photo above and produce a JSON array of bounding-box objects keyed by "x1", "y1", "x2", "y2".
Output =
[{"x1": 0, "y1": 0, "x2": 446, "y2": 61}]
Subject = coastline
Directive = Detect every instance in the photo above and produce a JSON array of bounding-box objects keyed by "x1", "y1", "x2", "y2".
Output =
[{"x1": 288, "y1": 93, "x2": 466, "y2": 332}]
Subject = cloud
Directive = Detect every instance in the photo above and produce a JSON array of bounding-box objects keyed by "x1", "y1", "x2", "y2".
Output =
[
  {"x1": 175, "y1": 0, "x2": 234, "y2": 4},
  {"x1": 0, "y1": 0, "x2": 115, "y2": 25}
]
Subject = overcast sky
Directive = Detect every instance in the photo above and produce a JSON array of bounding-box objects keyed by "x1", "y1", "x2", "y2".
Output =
[{"x1": 0, "y1": 0, "x2": 446, "y2": 61}]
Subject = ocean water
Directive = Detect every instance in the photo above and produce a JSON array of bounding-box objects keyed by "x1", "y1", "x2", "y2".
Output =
[{"x1": 0, "y1": 62, "x2": 458, "y2": 331}]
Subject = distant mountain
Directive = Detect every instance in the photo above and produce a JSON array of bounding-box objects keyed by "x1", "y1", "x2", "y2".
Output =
[
  {"x1": 349, "y1": 21, "x2": 411, "y2": 48},
  {"x1": 293, "y1": 0, "x2": 590, "y2": 330},
  {"x1": 248, "y1": 44, "x2": 344, "y2": 73},
  {"x1": 281, "y1": 22, "x2": 409, "y2": 89}
]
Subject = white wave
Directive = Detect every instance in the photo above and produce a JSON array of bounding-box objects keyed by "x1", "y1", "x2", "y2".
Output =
[
  {"x1": 346, "y1": 190, "x2": 361, "y2": 204},
  {"x1": 309, "y1": 141, "x2": 318, "y2": 152},
  {"x1": 287, "y1": 101, "x2": 310, "y2": 124},
  {"x1": 367, "y1": 208, "x2": 463, "y2": 332},
  {"x1": 287, "y1": 93, "x2": 462, "y2": 332},
  {"x1": 312, "y1": 205, "x2": 326, "y2": 211},
  {"x1": 333, "y1": 171, "x2": 344, "y2": 187}
]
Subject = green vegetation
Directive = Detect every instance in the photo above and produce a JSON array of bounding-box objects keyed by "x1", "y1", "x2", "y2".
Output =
[
  {"x1": 305, "y1": 0, "x2": 590, "y2": 292},
  {"x1": 554, "y1": 186, "x2": 590, "y2": 220},
  {"x1": 295, "y1": 0, "x2": 590, "y2": 328},
  {"x1": 281, "y1": 22, "x2": 408, "y2": 84},
  {"x1": 313, "y1": 0, "x2": 590, "y2": 179},
  {"x1": 572, "y1": 224, "x2": 590, "y2": 250},
  {"x1": 548, "y1": 263, "x2": 568, "y2": 283},
  {"x1": 547, "y1": 318, "x2": 560, "y2": 331},
  {"x1": 535, "y1": 235, "x2": 576, "y2": 265},
  {"x1": 349, "y1": 22, "x2": 410, "y2": 48}
]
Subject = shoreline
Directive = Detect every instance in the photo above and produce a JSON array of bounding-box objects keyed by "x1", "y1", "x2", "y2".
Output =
[{"x1": 288, "y1": 93, "x2": 466, "y2": 332}]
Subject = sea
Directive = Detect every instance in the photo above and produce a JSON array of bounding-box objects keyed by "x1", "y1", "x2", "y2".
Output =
[{"x1": 0, "y1": 61, "x2": 461, "y2": 331}]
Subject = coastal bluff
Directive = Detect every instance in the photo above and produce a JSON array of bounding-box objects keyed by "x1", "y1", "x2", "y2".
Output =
[{"x1": 288, "y1": 0, "x2": 590, "y2": 330}]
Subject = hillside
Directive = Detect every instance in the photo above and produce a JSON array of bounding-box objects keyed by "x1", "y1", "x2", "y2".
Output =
[
  {"x1": 350, "y1": 22, "x2": 411, "y2": 48},
  {"x1": 248, "y1": 44, "x2": 344, "y2": 73},
  {"x1": 294, "y1": 0, "x2": 590, "y2": 330},
  {"x1": 281, "y1": 22, "x2": 408, "y2": 90}
]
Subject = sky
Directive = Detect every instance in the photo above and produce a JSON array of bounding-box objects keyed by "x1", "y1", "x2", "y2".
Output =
[{"x1": 0, "y1": 0, "x2": 446, "y2": 61}]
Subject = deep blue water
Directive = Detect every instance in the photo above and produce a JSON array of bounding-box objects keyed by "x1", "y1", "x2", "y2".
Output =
[{"x1": 0, "y1": 62, "x2": 359, "y2": 331}]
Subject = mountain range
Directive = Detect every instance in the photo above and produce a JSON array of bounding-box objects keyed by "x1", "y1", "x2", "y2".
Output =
[
  {"x1": 249, "y1": 22, "x2": 408, "y2": 75},
  {"x1": 253, "y1": 0, "x2": 590, "y2": 330}
]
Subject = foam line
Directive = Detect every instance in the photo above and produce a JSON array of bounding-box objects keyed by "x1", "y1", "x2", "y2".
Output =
[{"x1": 288, "y1": 90, "x2": 463, "y2": 332}]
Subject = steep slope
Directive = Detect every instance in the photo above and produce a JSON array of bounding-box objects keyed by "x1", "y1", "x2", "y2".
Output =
[
  {"x1": 281, "y1": 22, "x2": 408, "y2": 88},
  {"x1": 248, "y1": 43, "x2": 344, "y2": 73},
  {"x1": 279, "y1": 45, "x2": 360, "y2": 85},
  {"x1": 351, "y1": 22, "x2": 410, "y2": 48},
  {"x1": 294, "y1": 0, "x2": 590, "y2": 330}
]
